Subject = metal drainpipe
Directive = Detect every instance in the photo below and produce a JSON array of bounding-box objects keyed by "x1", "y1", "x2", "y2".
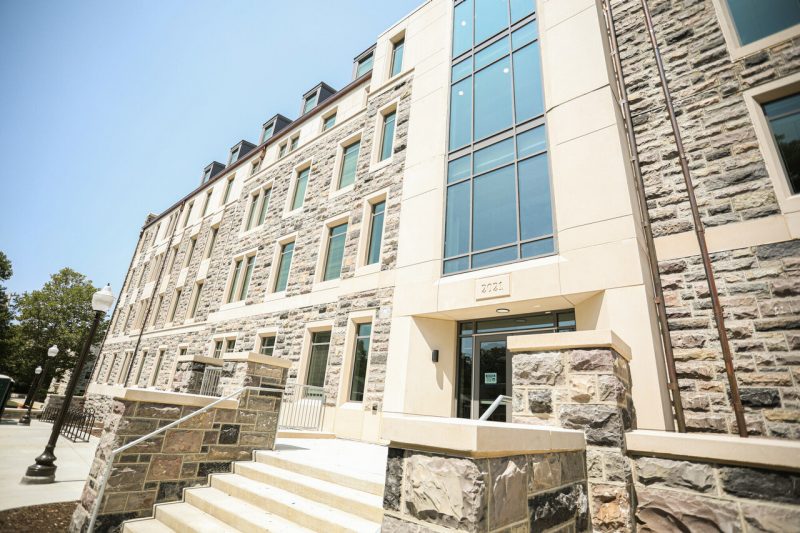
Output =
[
  {"x1": 128, "y1": 202, "x2": 186, "y2": 383},
  {"x1": 600, "y1": 0, "x2": 686, "y2": 432},
  {"x1": 639, "y1": 0, "x2": 747, "y2": 436}
]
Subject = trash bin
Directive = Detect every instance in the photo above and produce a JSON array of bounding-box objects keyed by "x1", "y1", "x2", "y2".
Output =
[{"x1": 0, "y1": 374, "x2": 15, "y2": 419}]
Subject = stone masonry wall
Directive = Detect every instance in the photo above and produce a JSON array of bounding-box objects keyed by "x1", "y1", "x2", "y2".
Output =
[
  {"x1": 630, "y1": 454, "x2": 800, "y2": 531},
  {"x1": 512, "y1": 347, "x2": 636, "y2": 531},
  {"x1": 382, "y1": 447, "x2": 589, "y2": 532},
  {"x1": 70, "y1": 359, "x2": 287, "y2": 533},
  {"x1": 91, "y1": 74, "x2": 412, "y2": 424},
  {"x1": 661, "y1": 240, "x2": 800, "y2": 438},
  {"x1": 610, "y1": 0, "x2": 800, "y2": 439}
]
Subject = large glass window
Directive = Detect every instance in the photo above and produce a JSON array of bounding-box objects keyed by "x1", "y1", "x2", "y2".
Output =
[
  {"x1": 339, "y1": 141, "x2": 360, "y2": 189},
  {"x1": 726, "y1": 0, "x2": 800, "y2": 45},
  {"x1": 367, "y1": 201, "x2": 386, "y2": 265},
  {"x1": 445, "y1": 3, "x2": 553, "y2": 274},
  {"x1": 323, "y1": 223, "x2": 348, "y2": 281},
  {"x1": 349, "y1": 323, "x2": 372, "y2": 402},
  {"x1": 274, "y1": 242, "x2": 294, "y2": 292},
  {"x1": 764, "y1": 92, "x2": 800, "y2": 195},
  {"x1": 391, "y1": 39, "x2": 405, "y2": 77},
  {"x1": 291, "y1": 168, "x2": 310, "y2": 210},
  {"x1": 306, "y1": 331, "x2": 331, "y2": 388}
]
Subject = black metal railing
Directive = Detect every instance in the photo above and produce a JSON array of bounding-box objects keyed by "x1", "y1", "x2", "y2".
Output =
[{"x1": 39, "y1": 406, "x2": 95, "y2": 442}]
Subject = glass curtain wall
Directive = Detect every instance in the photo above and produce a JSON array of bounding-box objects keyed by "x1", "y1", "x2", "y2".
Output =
[{"x1": 445, "y1": 0, "x2": 554, "y2": 274}]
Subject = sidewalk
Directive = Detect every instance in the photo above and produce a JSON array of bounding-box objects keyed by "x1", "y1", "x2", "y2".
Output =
[{"x1": 0, "y1": 420, "x2": 98, "y2": 511}]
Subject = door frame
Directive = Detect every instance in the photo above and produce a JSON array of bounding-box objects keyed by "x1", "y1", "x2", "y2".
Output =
[{"x1": 471, "y1": 334, "x2": 511, "y2": 420}]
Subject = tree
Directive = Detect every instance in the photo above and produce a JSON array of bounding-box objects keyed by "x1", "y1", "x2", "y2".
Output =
[
  {"x1": 0, "y1": 251, "x2": 12, "y2": 372},
  {"x1": 0, "y1": 268, "x2": 109, "y2": 398}
]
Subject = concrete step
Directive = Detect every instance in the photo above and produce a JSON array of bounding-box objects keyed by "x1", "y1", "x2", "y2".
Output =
[
  {"x1": 254, "y1": 450, "x2": 384, "y2": 496},
  {"x1": 154, "y1": 501, "x2": 242, "y2": 533},
  {"x1": 184, "y1": 486, "x2": 313, "y2": 533},
  {"x1": 123, "y1": 518, "x2": 176, "y2": 533},
  {"x1": 235, "y1": 461, "x2": 383, "y2": 523},
  {"x1": 211, "y1": 473, "x2": 381, "y2": 533}
]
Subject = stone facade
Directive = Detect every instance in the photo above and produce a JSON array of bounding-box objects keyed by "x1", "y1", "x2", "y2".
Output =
[
  {"x1": 610, "y1": 0, "x2": 800, "y2": 438},
  {"x1": 631, "y1": 454, "x2": 800, "y2": 532},
  {"x1": 70, "y1": 358, "x2": 287, "y2": 533},
  {"x1": 90, "y1": 73, "x2": 412, "y2": 423},
  {"x1": 382, "y1": 447, "x2": 589, "y2": 532},
  {"x1": 512, "y1": 347, "x2": 635, "y2": 531}
]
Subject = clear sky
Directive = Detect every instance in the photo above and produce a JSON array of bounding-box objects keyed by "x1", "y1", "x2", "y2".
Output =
[{"x1": 0, "y1": 0, "x2": 422, "y2": 296}]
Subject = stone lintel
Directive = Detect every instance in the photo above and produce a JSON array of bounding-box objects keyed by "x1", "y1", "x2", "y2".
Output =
[
  {"x1": 222, "y1": 352, "x2": 293, "y2": 368},
  {"x1": 177, "y1": 354, "x2": 224, "y2": 366},
  {"x1": 86, "y1": 382, "x2": 238, "y2": 409},
  {"x1": 507, "y1": 329, "x2": 632, "y2": 361},
  {"x1": 626, "y1": 430, "x2": 800, "y2": 472},
  {"x1": 381, "y1": 413, "x2": 585, "y2": 458}
]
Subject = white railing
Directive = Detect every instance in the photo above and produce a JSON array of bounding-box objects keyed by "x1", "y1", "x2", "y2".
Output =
[
  {"x1": 277, "y1": 384, "x2": 326, "y2": 431},
  {"x1": 87, "y1": 386, "x2": 284, "y2": 533},
  {"x1": 199, "y1": 367, "x2": 222, "y2": 397},
  {"x1": 479, "y1": 395, "x2": 512, "y2": 421}
]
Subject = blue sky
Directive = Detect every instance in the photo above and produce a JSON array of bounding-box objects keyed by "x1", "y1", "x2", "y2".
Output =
[{"x1": 0, "y1": 0, "x2": 422, "y2": 296}]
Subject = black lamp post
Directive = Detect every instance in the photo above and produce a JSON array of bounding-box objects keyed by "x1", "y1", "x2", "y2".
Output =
[
  {"x1": 18, "y1": 345, "x2": 59, "y2": 426},
  {"x1": 21, "y1": 284, "x2": 114, "y2": 485}
]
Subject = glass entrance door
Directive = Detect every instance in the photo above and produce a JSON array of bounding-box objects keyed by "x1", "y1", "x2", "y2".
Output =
[{"x1": 477, "y1": 336, "x2": 509, "y2": 422}]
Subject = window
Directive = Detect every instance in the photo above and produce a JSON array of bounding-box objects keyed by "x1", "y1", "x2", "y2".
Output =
[
  {"x1": 380, "y1": 111, "x2": 396, "y2": 161},
  {"x1": 181, "y1": 202, "x2": 193, "y2": 228},
  {"x1": 250, "y1": 160, "x2": 260, "y2": 176},
  {"x1": 257, "y1": 188, "x2": 271, "y2": 226},
  {"x1": 167, "y1": 245, "x2": 178, "y2": 273},
  {"x1": 764, "y1": 93, "x2": 800, "y2": 195},
  {"x1": 134, "y1": 351, "x2": 147, "y2": 386},
  {"x1": 445, "y1": 4, "x2": 553, "y2": 274},
  {"x1": 245, "y1": 189, "x2": 271, "y2": 230},
  {"x1": 323, "y1": 223, "x2": 348, "y2": 281},
  {"x1": 274, "y1": 241, "x2": 294, "y2": 292},
  {"x1": 390, "y1": 38, "x2": 405, "y2": 77},
  {"x1": 245, "y1": 193, "x2": 259, "y2": 231},
  {"x1": 222, "y1": 177, "x2": 234, "y2": 204},
  {"x1": 306, "y1": 331, "x2": 331, "y2": 387},
  {"x1": 149, "y1": 349, "x2": 165, "y2": 387},
  {"x1": 279, "y1": 143, "x2": 288, "y2": 158},
  {"x1": 120, "y1": 351, "x2": 134, "y2": 385},
  {"x1": 725, "y1": 0, "x2": 800, "y2": 45},
  {"x1": 225, "y1": 339, "x2": 236, "y2": 353},
  {"x1": 323, "y1": 112, "x2": 337, "y2": 131},
  {"x1": 226, "y1": 255, "x2": 255, "y2": 303},
  {"x1": 355, "y1": 51, "x2": 374, "y2": 78},
  {"x1": 150, "y1": 295, "x2": 162, "y2": 327},
  {"x1": 290, "y1": 135, "x2": 299, "y2": 151},
  {"x1": 148, "y1": 253, "x2": 164, "y2": 282},
  {"x1": 366, "y1": 201, "x2": 385, "y2": 265},
  {"x1": 338, "y1": 141, "x2": 361, "y2": 189},
  {"x1": 213, "y1": 341, "x2": 223, "y2": 358},
  {"x1": 167, "y1": 288, "x2": 182, "y2": 322},
  {"x1": 133, "y1": 299, "x2": 148, "y2": 329},
  {"x1": 291, "y1": 168, "x2": 310, "y2": 210},
  {"x1": 184, "y1": 237, "x2": 197, "y2": 268},
  {"x1": 188, "y1": 281, "x2": 203, "y2": 318},
  {"x1": 204, "y1": 227, "x2": 218, "y2": 259},
  {"x1": 229, "y1": 147, "x2": 240, "y2": 165},
  {"x1": 303, "y1": 94, "x2": 317, "y2": 114},
  {"x1": 259, "y1": 336, "x2": 276, "y2": 356},
  {"x1": 262, "y1": 122, "x2": 275, "y2": 143},
  {"x1": 349, "y1": 323, "x2": 371, "y2": 402}
]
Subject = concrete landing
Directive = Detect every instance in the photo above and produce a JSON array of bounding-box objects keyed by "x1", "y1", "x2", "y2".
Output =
[{"x1": 0, "y1": 420, "x2": 99, "y2": 511}]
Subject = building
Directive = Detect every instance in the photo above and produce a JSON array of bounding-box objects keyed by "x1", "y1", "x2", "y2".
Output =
[{"x1": 80, "y1": 0, "x2": 800, "y2": 530}]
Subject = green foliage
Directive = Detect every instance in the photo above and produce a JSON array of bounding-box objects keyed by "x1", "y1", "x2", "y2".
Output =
[{"x1": 0, "y1": 265, "x2": 109, "y2": 396}]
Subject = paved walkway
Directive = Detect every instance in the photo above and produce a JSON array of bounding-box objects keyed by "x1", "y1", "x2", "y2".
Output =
[{"x1": 0, "y1": 419, "x2": 98, "y2": 511}]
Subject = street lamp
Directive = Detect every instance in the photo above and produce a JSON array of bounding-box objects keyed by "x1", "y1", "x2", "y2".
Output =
[
  {"x1": 18, "y1": 345, "x2": 59, "y2": 426},
  {"x1": 21, "y1": 284, "x2": 114, "y2": 485}
]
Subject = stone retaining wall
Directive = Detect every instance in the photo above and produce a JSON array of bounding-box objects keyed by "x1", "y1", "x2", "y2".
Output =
[
  {"x1": 512, "y1": 347, "x2": 636, "y2": 531},
  {"x1": 630, "y1": 454, "x2": 800, "y2": 531},
  {"x1": 42, "y1": 394, "x2": 85, "y2": 414},
  {"x1": 382, "y1": 447, "x2": 589, "y2": 532}
]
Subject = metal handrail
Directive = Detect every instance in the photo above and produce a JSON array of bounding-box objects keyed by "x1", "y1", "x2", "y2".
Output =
[
  {"x1": 87, "y1": 385, "x2": 285, "y2": 533},
  {"x1": 479, "y1": 395, "x2": 512, "y2": 421}
]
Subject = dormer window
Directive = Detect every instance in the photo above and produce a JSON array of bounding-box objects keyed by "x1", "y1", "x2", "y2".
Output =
[
  {"x1": 354, "y1": 46, "x2": 375, "y2": 79},
  {"x1": 261, "y1": 123, "x2": 275, "y2": 143},
  {"x1": 200, "y1": 162, "x2": 225, "y2": 185},
  {"x1": 301, "y1": 83, "x2": 336, "y2": 115},
  {"x1": 229, "y1": 147, "x2": 240, "y2": 165},
  {"x1": 303, "y1": 94, "x2": 318, "y2": 114},
  {"x1": 228, "y1": 141, "x2": 256, "y2": 165},
  {"x1": 261, "y1": 114, "x2": 292, "y2": 144}
]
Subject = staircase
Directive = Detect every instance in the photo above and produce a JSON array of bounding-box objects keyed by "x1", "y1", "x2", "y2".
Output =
[{"x1": 123, "y1": 442, "x2": 385, "y2": 533}]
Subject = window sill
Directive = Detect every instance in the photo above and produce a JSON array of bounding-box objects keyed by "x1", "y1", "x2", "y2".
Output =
[
  {"x1": 369, "y1": 157, "x2": 394, "y2": 173},
  {"x1": 283, "y1": 207, "x2": 303, "y2": 219},
  {"x1": 329, "y1": 183, "x2": 355, "y2": 199},
  {"x1": 312, "y1": 279, "x2": 341, "y2": 292},
  {"x1": 265, "y1": 290, "x2": 288, "y2": 302},
  {"x1": 219, "y1": 301, "x2": 247, "y2": 311},
  {"x1": 354, "y1": 262, "x2": 381, "y2": 277}
]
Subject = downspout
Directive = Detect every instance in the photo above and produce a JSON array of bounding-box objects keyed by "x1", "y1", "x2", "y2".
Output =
[
  {"x1": 600, "y1": 0, "x2": 686, "y2": 433},
  {"x1": 127, "y1": 202, "x2": 186, "y2": 383},
  {"x1": 638, "y1": 0, "x2": 747, "y2": 436}
]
